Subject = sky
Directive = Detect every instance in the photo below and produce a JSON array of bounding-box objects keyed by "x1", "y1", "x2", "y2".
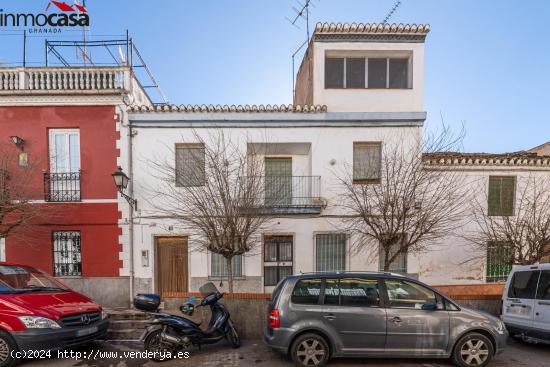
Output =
[{"x1": 0, "y1": 0, "x2": 548, "y2": 153}]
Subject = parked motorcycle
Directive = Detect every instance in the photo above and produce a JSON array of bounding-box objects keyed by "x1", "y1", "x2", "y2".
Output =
[{"x1": 135, "y1": 282, "x2": 240, "y2": 361}]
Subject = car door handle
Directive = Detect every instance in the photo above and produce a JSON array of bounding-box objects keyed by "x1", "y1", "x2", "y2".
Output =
[
  {"x1": 538, "y1": 301, "x2": 550, "y2": 306},
  {"x1": 390, "y1": 316, "x2": 402, "y2": 323},
  {"x1": 323, "y1": 314, "x2": 336, "y2": 321}
]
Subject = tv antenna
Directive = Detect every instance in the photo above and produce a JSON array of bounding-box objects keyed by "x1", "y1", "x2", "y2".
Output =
[
  {"x1": 382, "y1": 0, "x2": 402, "y2": 24},
  {"x1": 286, "y1": 0, "x2": 318, "y2": 102},
  {"x1": 75, "y1": 0, "x2": 92, "y2": 65}
]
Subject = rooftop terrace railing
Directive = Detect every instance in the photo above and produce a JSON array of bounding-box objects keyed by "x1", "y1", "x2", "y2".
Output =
[{"x1": 0, "y1": 67, "x2": 128, "y2": 92}]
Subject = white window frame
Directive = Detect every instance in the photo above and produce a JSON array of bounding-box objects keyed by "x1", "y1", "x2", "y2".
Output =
[{"x1": 48, "y1": 129, "x2": 81, "y2": 173}]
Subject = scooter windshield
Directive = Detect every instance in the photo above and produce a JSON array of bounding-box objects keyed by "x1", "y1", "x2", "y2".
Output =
[{"x1": 199, "y1": 282, "x2": 219, "y2": 296}]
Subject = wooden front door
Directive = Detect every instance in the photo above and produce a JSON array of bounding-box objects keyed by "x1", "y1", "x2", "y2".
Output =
[{"x1": 155, "y1": 236, "x2": 188, "y2": 296}]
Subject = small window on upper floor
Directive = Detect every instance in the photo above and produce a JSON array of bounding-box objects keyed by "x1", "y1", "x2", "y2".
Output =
[
  {"x1": 325, "y1": 56, "x2": 410, "y2": 89},
  {"x1": 175, "y1": 143, "x2": 206, "y2": 187},
  {"x1": 353, "y1": 142, "x2": 382, "y2": 183},
  {"x1": 488, "y1": 176, "x2": 516, "y2": 216},
  {"x1": 325, "y1": 58, "x2": 344, "y2": 88}
]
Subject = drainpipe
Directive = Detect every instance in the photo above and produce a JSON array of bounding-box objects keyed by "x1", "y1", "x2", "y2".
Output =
[{"x1": 128, "y1": 122, "x2": 135, "y2": 306}]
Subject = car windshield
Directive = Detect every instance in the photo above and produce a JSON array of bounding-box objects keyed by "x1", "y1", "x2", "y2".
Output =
[
  {"x1": 0, "y1": 265, "x2": 70, "y2": 293},
  {"x1": 199, "y1": 282, "x2": 219, "y2": 296}
]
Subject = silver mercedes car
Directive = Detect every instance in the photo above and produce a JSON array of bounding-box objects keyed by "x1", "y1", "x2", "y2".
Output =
[{"x1": 264, "y1": 272, "x2": 507, "y2": 367}]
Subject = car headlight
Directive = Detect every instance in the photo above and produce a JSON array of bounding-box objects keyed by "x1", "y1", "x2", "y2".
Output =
[
  {"x1": 18, "y1": 316, "x2": 61, "y2": 329},
  {"x1": 101, "y1": 310, "x2": 108, "y2": 320}
]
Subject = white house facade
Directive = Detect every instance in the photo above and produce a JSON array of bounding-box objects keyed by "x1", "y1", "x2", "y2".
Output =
[{"x1": 118, "y1": 23, "x2": 550, "y2": 296}]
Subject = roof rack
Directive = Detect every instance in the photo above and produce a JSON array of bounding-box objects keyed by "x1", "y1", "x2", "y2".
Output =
[{"x1": 294, "y1": 271, "x2": 405, "y2": 277}]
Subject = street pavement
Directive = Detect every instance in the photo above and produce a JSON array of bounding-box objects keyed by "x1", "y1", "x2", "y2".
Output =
[{"x1": 19, "y1": 338, "x2": 550, "y2": 367}]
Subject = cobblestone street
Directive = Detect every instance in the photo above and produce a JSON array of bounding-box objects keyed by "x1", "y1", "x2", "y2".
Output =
[{"x1": 20, "y1": 338, "x2": 550, "y2": 367}]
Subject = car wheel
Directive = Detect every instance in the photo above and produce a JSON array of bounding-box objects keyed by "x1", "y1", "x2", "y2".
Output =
[
  {"x1": 290, "y1": 333, "x2": 329, "y2": 367},
  {"x1": 143, "y1": 329, "x2": 173, "y2": 362},
  {"x1": 452, "y1": 332, "x2": 494, "y2": 367},
  {"x1": 0, "y1": 331, "x2": 17, "y2": 367}
]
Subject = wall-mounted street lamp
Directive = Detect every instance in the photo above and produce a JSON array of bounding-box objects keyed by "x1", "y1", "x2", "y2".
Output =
[
  {"x1": 9, "y1": 136, "x2": 28, "y2": 167},
  {"x1": 9, "y1": 136, "x2": 25, "y2": 151},
  {"x1": 112, "y1": 167, "x2": 137, "y2": 210}
]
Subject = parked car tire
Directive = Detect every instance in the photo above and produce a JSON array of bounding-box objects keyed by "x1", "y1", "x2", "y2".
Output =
[
  {"x1": 290, "y1": 333, "x2": 330, "y2": 367},
  {"x1": 452, "y1": 332, "x2": 494, "y2": 367},
  {"x1": 0, "y1": 331, "x2": 17, "y2": 367}
]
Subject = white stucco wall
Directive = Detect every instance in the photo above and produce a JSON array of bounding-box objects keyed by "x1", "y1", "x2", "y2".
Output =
[
  {"x1": 128, "y1": 118, "x2": 422, "y2": 292},
  {"x1": 415, "y1": 167, "x2": 550, "y2": 285}
]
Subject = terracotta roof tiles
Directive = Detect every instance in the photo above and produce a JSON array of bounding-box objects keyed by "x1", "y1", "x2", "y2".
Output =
[
  {"x1": 314, "y1": 22, "x2": 430, "y2": 35},
  {"x1": 423, "y1": 151, "x2": 550, "y2": 167},
  {"x1": 128, "y1": 104, "x2": 328, "y2": 113}
]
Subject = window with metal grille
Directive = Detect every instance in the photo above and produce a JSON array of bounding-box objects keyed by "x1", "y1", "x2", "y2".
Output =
[
  {"x1": 52, "y1": 231, "x2": 81, "y2": 277},
  {"x1": 325, "y1": 57, "x2": 410, "y2": 89},
  {"x1": 379, "y1": 242, "x2": 408, "y2": 273},
  {"x1": 175, "y1": 143, "x2": 205, "y2": 187},
  {"x1": 210, "y1": 253, "x2": 242, "y2": 278},
  {"x1": 488, "y1": 176, "x2": 516, "y2": 216},
  {"x1": 353, "y1": 142, "x2": 381, "y2": 183},
  {"x1": 264, "y1": 236, "x2": 293, "y2": 286},
  {"x1": 325, "y1": 58, "x2": 344, "y2": 88},
  {"x1": 486, "y1": 242, "x2": 513, "y2": 283},
  {"x1": 368, "y1": 58, "x2": 387, "y2": 88},
  {"x1": 315, "y1": 233, "x2": 346, "y2": 272},
  {"x1": 0, "y1": 169, "x2": 8, "y2": 203},
  {"x1": 346, "y1": 58, "x2": 365, "y2": 88}
]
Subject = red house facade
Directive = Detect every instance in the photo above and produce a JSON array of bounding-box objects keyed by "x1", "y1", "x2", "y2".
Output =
[{"x1": 0, "y1": 67, "x2": 151, "y2": 307}]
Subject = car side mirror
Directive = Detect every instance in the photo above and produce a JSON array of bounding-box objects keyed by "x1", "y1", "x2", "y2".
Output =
[{"x1": 422, "y1": 299, "x2": 438, "y2": 311}]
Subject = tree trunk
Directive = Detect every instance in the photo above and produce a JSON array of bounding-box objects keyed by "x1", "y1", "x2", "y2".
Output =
[
  {"x1": 226, "y1": 257, "x2": 234, "y2": 294},
  {"x1": 383, "y1": 248, "x2": 391, "y2": 272}
]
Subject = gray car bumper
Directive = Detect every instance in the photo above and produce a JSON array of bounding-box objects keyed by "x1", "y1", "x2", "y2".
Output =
[{"x1": 264, "y1": 327, "x2": 294, "y2": 354}]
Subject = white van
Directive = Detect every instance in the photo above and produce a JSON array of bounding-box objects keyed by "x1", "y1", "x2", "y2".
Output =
[{"x1": 502, "y1": 263, "x2": 550, "y2": 343}]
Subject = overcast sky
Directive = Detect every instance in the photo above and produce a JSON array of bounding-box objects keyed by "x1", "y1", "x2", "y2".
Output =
[{"x1": 0, "y1": 0, "x2": 548, "y2": 153}]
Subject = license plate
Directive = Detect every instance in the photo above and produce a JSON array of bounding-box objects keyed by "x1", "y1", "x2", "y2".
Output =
[
  {"x1": 507, "y1": 305, "x2": 530, "y2": 316},
  {"x1": 76, "y1": 326, "x2": 98, "y2": 337}
]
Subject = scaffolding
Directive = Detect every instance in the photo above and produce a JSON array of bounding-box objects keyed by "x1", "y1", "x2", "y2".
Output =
[{"x1": 44, "y1": 31, "x2": 168, "y2": 104}]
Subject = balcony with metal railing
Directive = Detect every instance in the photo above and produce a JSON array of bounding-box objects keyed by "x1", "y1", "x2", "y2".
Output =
[
  {"x1": 44, "y1": 172, "x2": 81, "y2": 202},
  {"x1": 246, "y1": 175, "x2": 324, "y2": 214}
]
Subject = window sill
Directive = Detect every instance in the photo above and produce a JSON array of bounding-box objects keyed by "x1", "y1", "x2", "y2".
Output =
[
  {"x1": 353, "y1": 179, "x2": 381, "y2": 185},
  {"x1": 208, "y1": 276, "x2": 246, "y2": 280},
  {"x1": 324, "y1": 87, "x2": 413, "y2": 90}
]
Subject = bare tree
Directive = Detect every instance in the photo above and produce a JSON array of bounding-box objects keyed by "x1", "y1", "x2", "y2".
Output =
[
  {"x1": 468, "y1": 174, "x2": 550, "y2": 265},
  {"x1": 336, "y1": 126, "x2": 469, "y2": 271},
  {"x1": 0, "y1": 146, "x2": 47, "y2": 241},
  {"x1": 147, "y1": 131, "x2": 275, "y2": 293}
]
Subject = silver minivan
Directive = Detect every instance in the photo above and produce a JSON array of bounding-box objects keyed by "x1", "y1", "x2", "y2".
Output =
[
  {"x1": 502, "y1": 263, "x2": 550, "y2": 344},
  {"x1": 264, "y1": 272, "x2": 507, "y2": 367}
]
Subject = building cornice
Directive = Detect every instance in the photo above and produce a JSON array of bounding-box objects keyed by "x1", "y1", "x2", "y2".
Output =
[
  {"x1": 423, "y1": 152, "x2": 550, "y2": 170},
  {"x1": 129, "y1": 111, "x2": 426, "y2": 128},
  {"x1": 313, "y1": 22, "x2": 430, "y2": 43}
]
